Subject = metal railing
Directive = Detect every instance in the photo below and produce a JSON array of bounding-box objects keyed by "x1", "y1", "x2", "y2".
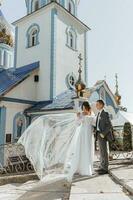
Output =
[
  {"x1": 0, "y1": 140, "x2": 132, "y2": 175},
  {"x1": 0, "y1": 143, "x2": 34, "y2": 174}
]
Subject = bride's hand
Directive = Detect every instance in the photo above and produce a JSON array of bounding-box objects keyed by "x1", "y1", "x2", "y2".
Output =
[{"x1": 77, "y1": 112, "x2": 81, "y2": 117}]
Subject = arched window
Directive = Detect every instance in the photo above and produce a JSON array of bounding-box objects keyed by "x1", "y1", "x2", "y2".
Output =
[
  {"x1": 69, "y1": 2, "x2": 72, "y2": 13},
  {"x1": 68, "y1": 0, "x2": 75, "y2": 15},
  {"x1": 69, "y1": 32, "x2": 73, "y2": 48},
  {"x1": 30, "y1": 29, "x2": 38, "y2": 47},
  {"x1": 66, "y1": 73, "x2": 77, "y2": 89},
  {"x1": 66, "y1": 26, "x2": 77, "y2": 50},
  {"x1": 32, "y1": 0, "x2": 39, "y2": 12},
  {"x1": 26, "y1": 24, "x2": 40, "y2": 48}
]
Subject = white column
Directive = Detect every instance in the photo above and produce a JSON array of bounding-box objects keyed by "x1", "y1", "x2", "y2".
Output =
[{"x1": 0, "y1": 50, "x2": 2, "y2": 66}]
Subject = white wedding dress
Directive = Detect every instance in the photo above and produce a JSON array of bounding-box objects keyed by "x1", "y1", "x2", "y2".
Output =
[{"x1": 18, "y1": 113, "x2": 95, "y2": 184}]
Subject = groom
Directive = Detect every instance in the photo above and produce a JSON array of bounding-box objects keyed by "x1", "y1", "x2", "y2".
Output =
[{"x1": 95, "y1": 100, "x2": 114, "y2": 175}]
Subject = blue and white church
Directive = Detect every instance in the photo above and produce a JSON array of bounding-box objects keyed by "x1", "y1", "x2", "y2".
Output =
[{"x1": 0, "y1": 0, "x2": 123, "y2": 152}]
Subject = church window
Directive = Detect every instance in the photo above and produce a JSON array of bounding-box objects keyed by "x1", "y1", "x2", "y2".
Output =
[
  {"x1": 30, "y1": 29, "x2": 38, "y2": 46},
  {"x1": 68, "y1": 0, "x2": 75, "y2": 15},
  {"x1": 31, "y1": 0, "x2": 40, "y2": 12},
  {"x1": 70, "y1": 33, "x2": 73, "y2": 48},
  {"x1": 66, "y1": 27, "x2": 77, "y2": 50},
  {"x1": 69, "y1": 2, "x2": 72, "y2": 13},
  {"x1": 66, "y1": 73, "x2": 77, "y2": 89},
  {"x1": 26, "y1": 24, "x2": 40, "y2": 48}
]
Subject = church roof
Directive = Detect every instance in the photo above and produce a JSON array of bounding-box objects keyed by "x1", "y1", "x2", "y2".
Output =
[
  {"x1": 25, "y1": 80, "x2": 119, "y2": 114},
  {"x1": 0, "y1": 61, "x2": 39, "y2": 96},
  {"x1": 25, "y1": 89, "x2": 76, "y2": 113},
  {"x1": 26, "y1": 87, "x2": 99, "y2": 113}
]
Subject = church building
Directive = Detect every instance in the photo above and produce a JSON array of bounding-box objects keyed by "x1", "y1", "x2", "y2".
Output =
[{"x1": 0, "y1": 0, "x2": 123, "y2": 156}]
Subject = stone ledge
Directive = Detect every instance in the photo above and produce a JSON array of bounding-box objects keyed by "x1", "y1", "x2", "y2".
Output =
[
  {"x1": 109, "y1": 167, "x2": 133, "y2": 195},
  {"x1": 0, "y1": 173, "x2": 38, "y2": 186}
]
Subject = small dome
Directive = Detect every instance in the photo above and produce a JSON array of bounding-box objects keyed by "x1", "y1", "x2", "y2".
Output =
[{"x1": 0, "y1": 9, "x2": 14, "y2": 47}]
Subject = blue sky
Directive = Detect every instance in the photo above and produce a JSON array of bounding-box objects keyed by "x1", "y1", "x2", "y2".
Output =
[{"x1": 1, "y1": 0, "x2": 133, "y2": 112}]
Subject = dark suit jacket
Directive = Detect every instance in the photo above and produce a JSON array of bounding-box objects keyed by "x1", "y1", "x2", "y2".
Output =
[{"x1": 97, "y1": 110, "x2": 115, "y2": 142}]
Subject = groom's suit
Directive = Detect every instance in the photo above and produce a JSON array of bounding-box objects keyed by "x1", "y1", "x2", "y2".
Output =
[{"x1": 96, "y1": 110, "x2": 114, "y2": 171}]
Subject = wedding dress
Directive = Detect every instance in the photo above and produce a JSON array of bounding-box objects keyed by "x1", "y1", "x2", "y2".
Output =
[{"x1": 18, "y1": 113, "x2": 95, "y2": 184}]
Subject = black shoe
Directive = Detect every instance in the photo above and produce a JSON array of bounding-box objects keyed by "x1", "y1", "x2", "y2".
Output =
[
  {"x1": 98, "y1": 170, "x2": 108, "y2": 175},
  {"x1": 95, "y1": 168, "x2": 103, "y2": 172}
]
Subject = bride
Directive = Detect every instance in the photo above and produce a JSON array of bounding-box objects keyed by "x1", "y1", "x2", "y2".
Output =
[{"x1": 18, "y1": 101, "x2": 95, "y2": 184}]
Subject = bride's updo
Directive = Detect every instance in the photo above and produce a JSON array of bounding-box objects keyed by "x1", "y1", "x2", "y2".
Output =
[{"x1": 81, "y1": 101, "x2": 91, "y2": 111}]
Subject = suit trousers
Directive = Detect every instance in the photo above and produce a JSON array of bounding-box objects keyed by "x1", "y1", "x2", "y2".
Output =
[{"x1": 97, "y1": 132, "x2": 109, "y2": 171}]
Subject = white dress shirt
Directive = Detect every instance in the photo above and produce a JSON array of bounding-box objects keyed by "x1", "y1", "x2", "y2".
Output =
[{"x1": 96, "y1": 109, "x2": 104, "y2": 131}]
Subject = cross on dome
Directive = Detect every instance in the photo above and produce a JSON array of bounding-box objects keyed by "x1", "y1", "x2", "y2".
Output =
[{"x1": 78, "y1": 53, "x2": 83, "y2": 67}]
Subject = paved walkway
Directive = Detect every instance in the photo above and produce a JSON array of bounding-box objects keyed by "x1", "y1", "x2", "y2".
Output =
[
  {"x1": 109, "y1": 163, "x2": 133, "y2": 195},
  {"x1": 0, "y1": 159, "x2": 133, "y2": 200},
  {"x1": 0, "y1": 178, "x2": 71, "y2": 200},
  {"x1": 69, "y1": 173, "x2": 132, "y2": 200}
]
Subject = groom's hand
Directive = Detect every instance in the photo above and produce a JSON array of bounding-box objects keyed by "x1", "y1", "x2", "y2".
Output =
[{"x1": 100, "y1": 133, "x2": 105, "y2": 139}]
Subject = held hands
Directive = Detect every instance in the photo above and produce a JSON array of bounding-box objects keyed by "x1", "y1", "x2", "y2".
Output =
[
  {"x1": 77, "y1": 112, "x2": 81, "y2": 117},
  {"x1": 100, "y1": 133, "x2": 105, "y2": 139}
]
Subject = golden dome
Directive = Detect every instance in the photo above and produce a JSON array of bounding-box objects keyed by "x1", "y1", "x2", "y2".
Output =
[
  {"x1": 0, "y1": 9, "x2": 14, "y2": 47},
  {"x1": 75, "y1": 54, "x2": 86, "y2": 97}
]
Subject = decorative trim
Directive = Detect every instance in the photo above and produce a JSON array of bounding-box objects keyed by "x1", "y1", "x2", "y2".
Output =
[
  {"x1": 61, "y1": 0, "x2": 65, "y2": 7},
  {"x1": 65, "y1": 72, "x2": 77, "y2": 89},
  {"x1": 66, "y1": 26, "x2": 77, "y2": 51},
  {"x1": 14, "y1": 26, "x2": 18, "y2": 69},
  {"x1": 13, "y1": 2, "x2": 90, "y2": 32},
  {"x1": 0, "y1": 107, "x2": 6, "y2": 165},
  {"x1": 67, "y1": 0, "x2": 76, "y2": 16},
  {"x1": 27, "y1": 107, "x2": 73, "y2": 115},
  {"x1": 30, "y1": 0, "x2": 41, "y2": 13},
  {"x1": 0, "y1": 43, "x2": 14, "y2": 51},
  {"x1": 0, "y1": 97, "x2": 37, "y2": 105},
  {"x1": 50, "y1": 8, "x2": 57, "y2": 99},
  {"x1": 99, "y1": 86, "x2": 106, "y2": 102},
  {"x1": 26, "y1": 0, "x2": 30, "y2": 14},
  {"x1": 41, "y1": 0, "x2": 46, "y2": 7},
  {"x1": 0, "y1": 107, "x2": 6, "y2": 145},
  {"x1": 96, "y1": 82, "x2": 118, "y2": 109},
  {"x1": 66, "y1": 43, "x2": 78, "y2": 51},
  {"x1": 75, "y1": 0, "x2": 77, "y2": 16},
  {"x1": 84, "y1": 31, "x2": 88, "y2": 86},
  {"x1": 26, "y1": 23, "x2": 40, "y2": 48}
]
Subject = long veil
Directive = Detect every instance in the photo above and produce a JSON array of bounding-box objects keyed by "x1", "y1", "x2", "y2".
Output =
[{"x1": 18, "y1": 113, "x2": 81, "y2": 182}]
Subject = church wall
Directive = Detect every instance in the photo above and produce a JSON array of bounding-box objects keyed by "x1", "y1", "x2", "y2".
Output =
[
  {"x1": 0, "y1": 101, "x2": 30, "y2": 142},
  {"x1": 55, "y1": 10, "x2": 86, "y2": 95},
  {"x1": 14, "y1": 3, "x2": 88, "y2": 100},
  {"x1": 0, "y1": 102, "x2": 29, "y2": 166},
  {"x1": 15, "y1": 7, "x2": 52, "y2": 101},
  {"x1": 5, "y1": 71, "x2": 38, "y2": 101}
]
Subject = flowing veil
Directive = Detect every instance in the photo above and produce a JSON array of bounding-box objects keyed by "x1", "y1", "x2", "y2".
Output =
[{"x1": 18, "y1": 113, "x2": 81, "y2": 182}]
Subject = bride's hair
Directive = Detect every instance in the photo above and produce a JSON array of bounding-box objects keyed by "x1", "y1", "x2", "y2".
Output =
[{"x1": 81, "y1": 101, "x2": 91, "y2": 111}]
